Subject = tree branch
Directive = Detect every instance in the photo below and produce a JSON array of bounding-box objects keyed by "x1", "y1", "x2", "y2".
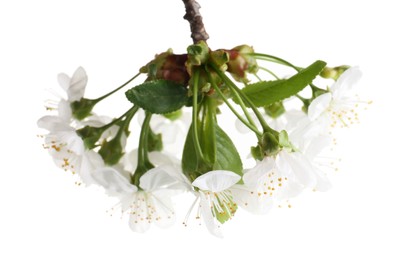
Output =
[{"x1": 182, "y1": 0, "x2": 209, "y2": 44}]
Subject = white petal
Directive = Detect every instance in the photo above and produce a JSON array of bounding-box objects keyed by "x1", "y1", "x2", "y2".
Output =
[
  {"x1": 68, "y1": 66, "x2": 87, "y2": 102},
  {"x1": 308, "y1": 93, "x2": 332, "y2": 121},
  {"x1": 56, "y1": 130, "x2": 84, "y2": 155},
  {"x1": 279, "y1": 151, "x2": 317, "y2": 188},
  {"x1": 275, "y1": 179, "x2": 304, "y2": 200},
  {"x1": 92, "y1": 167, "x2": 137, "y2": 195},
  {"x1": 58, "y1": 100, "x2": 72, "y2": 122},
  {"x1": 199, "y1": 192, "x2": 223, "y2": 238},
  {"x1": 304, "y1": 134, "x2": 332, "y2": 159},
  {"x1": 57, "y1": 73, "x2": 71, "y2": 91},
  {"x1": 331, "y1": 67, "x2": 362, "y2": 99},
  {"x1": 231, "y1": 185, "x2": 274, "y2": 214},
  {"x1": 128, "y1": 193, "x2": 150, "y2": 233},
  {"x1": 37, "y1": 115, "x2": 72, "y2": 132},
  {"x1": 192, "y1": 170, "x2": 241, "y2": 192},
  {"x1": 78, "y1": 151, "x2": 105, "y2": 186},
  {"x1": 243, "y1": 157, "x2": 276, "y2": 188},
  {"x1": 139, "y1": 166, "x2": 181, "y2": 191},
  {"x1": 124, "y1": 149, "x2": 138, "y2": 172},
  {"x1": 148, "y1": 151, "x2": 181, "y2": 167},
  {"x1": 150, "y1": 195, "x2": 176, "y2": 228}
]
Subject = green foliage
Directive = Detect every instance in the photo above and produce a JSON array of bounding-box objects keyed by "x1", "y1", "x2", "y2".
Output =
[
  {"x1": 125, "y1": 80, "x2": 188, "y2": 114},
  {"x1": 182, "y1": 123, "x2": 206, "y2": 181},
  {"x1": 182, "y1": 123, "x2": 243, "y2": 181},
  {"x1": 240, "y1": 60, "x2": 326, "y2": 107},
  {"x1": 213, "y1": 125, "x2": 243, "y2": 175}
]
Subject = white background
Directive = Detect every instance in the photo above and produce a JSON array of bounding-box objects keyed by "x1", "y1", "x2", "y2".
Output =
[{"x1": 1, "y1": 0, "x2": 414, "y2": 259}]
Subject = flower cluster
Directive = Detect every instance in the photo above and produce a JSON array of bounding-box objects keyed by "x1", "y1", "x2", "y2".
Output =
[{"x1": 38, "y1": 42, "x2": 367, "y2": 237}]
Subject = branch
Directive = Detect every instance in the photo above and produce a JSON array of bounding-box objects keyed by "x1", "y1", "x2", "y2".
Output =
[{"x1": 182, "y1": 0, "x2": 209, "y2": 43}]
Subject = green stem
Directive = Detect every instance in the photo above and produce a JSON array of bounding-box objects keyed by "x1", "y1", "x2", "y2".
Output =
[
  {"x1": 133, "y1": 111, "x2": 154, "y2": 186},
  {"x1": 228, "y1": 85, "x2": 257, "y2": 128},
  {"x1": 206, "y1": 97, "x2": 217, "y2": 163},
  {"x1": 191, "y1": 69, "x2": 207, "y2": 163},
  {"x1": 250, "y1": 53, "x2": 300, "y2": 72},
  {"x1": 115, "y1": 106, "x2": 138, "y2": 139},
  {"x1": 208, "y1": 73, "x2": 261, "y2": 136},
  {"x1": 258, "y1": 66, "x2": 280, "y2": 79},
  {"x1": 99, "y1": 105, "x2": 139, "y2": 132},
  {"x1": 93, "y1": 71, "x2": 142, "y2": 102},
  {"x1": 210, "y1": 64, "x2": 271, "y2": 132},
  {"x1": 253, "y1": 73, "x2": 262, "y2": 81}
]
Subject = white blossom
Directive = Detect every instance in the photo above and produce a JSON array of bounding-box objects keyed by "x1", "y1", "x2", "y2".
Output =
[
  {"x1": 190, "y1": 170, "x2": 241, "y2": 238},
  {"x1": 308, "y1": 67, "x2": 364, "y2": 128},
  {"x1": 92, "y1": 152, "x2": 188, "y2": 232}
]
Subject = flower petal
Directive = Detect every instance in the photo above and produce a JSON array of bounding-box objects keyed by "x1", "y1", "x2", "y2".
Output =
[
  {"x1": 128, "y1": 193, "x2": 150, "y2": 233},
  {"x1": 308, "y1": 93, "x2": 332, "y2": 121},
  {"x1": 140, "y1": 166, "x2": 182, "y2": 192},
  {"x1": 243, "y1": 157, "x2": 276, "y2": 188},
  {"x1": 303, "y1": 134, "x2": 332, "y2": 159},
  {"x1": 68, "y1": 66, "x2": 87, "y2": 102},
  {"x1": 192, "y1": 170, "x2": 241, "y2": 192},
  {"x1": 331, "y1": 67, "x2": 362, "y2": 99},
  {"x1": 199, "y1": 192, "x2": 223, "y2": 238},
  {"x1": 57, "y1": 73, "x2": 71, "y2": 91},
  {"x1": 231, "y1": 184, "x2": 274, "y2": 214},
  {"x1": 92, "y1": 167, "x2": 137, "y2": 195},
  {"x1": 279, "y1": 151, "x2": 317, "y2": 188},
  {"x1": 37, "y1": 115, "x2": 72, "y2": 132},
  {"x1": 150, "y1": 195, "x2": 176, "y2": 228},
  {"x1": 78, "y1": 151, "x2": 105, "y2": 186}
]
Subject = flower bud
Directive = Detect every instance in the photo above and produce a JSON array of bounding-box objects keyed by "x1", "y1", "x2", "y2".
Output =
[
  {"x1": 225, "y1": 45, "x2": 259, "y2": 83},
  {"x1": 186, "y1": 41, "x2": 210, "y2": 72},
  {"x1": 140, "y1": 49, "x2": 190, "y2": 85},
  {"x1": 320, "y1": 65, "x2": 350, "y2": 80}
]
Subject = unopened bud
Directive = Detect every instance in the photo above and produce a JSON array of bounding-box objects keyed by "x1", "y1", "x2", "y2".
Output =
[
  {"x1": 140, "y1": 49, "x2": 190, "y2": 85},
  {"x1": 320, "y1": 65, "x2": 350, "y2": 80},
  {"x1": 225, "y1": 45, "x2": 259, "y2": 83}
]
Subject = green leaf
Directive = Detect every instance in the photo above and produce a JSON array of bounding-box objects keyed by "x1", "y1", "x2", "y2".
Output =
[
  {"x1": 213, "y1": 125, "x2": 243, "y2": 175},
  {"x1": 182, "y1": 124, "x2": 202, "y2": 181},
  {"x1": 125, "y1": 80, "x2": 188, "y2": 114},
  {"x1": 240, "y1": 60, "x2": 326, "y2": 107}
]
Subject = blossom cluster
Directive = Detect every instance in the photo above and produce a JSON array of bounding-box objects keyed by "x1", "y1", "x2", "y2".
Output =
[{"x1": 38, "y1": 43, "x2": 367, "y2": 237}]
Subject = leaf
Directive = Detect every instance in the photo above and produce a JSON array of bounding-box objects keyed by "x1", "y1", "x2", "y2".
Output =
[
  {"x1": 182, "y1": 123, "x2": 243, "y2": 181},
  {"x1": 125, "y1": 80, "x2": 188, "y2": 114},
  {"x1": 213, "y1": 125, "x2": 243, "y2": 175},
  {"x1": 182, "y1": 126, "x2": 199, "y2": 178},
  {"x1": 240, "y1": 60, "x2": 326, "y2": 107}
]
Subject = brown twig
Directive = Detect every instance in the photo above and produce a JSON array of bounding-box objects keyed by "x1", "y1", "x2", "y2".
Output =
[{"x1": 182, "y1": 0, "x2": 209, "y2": 43}]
